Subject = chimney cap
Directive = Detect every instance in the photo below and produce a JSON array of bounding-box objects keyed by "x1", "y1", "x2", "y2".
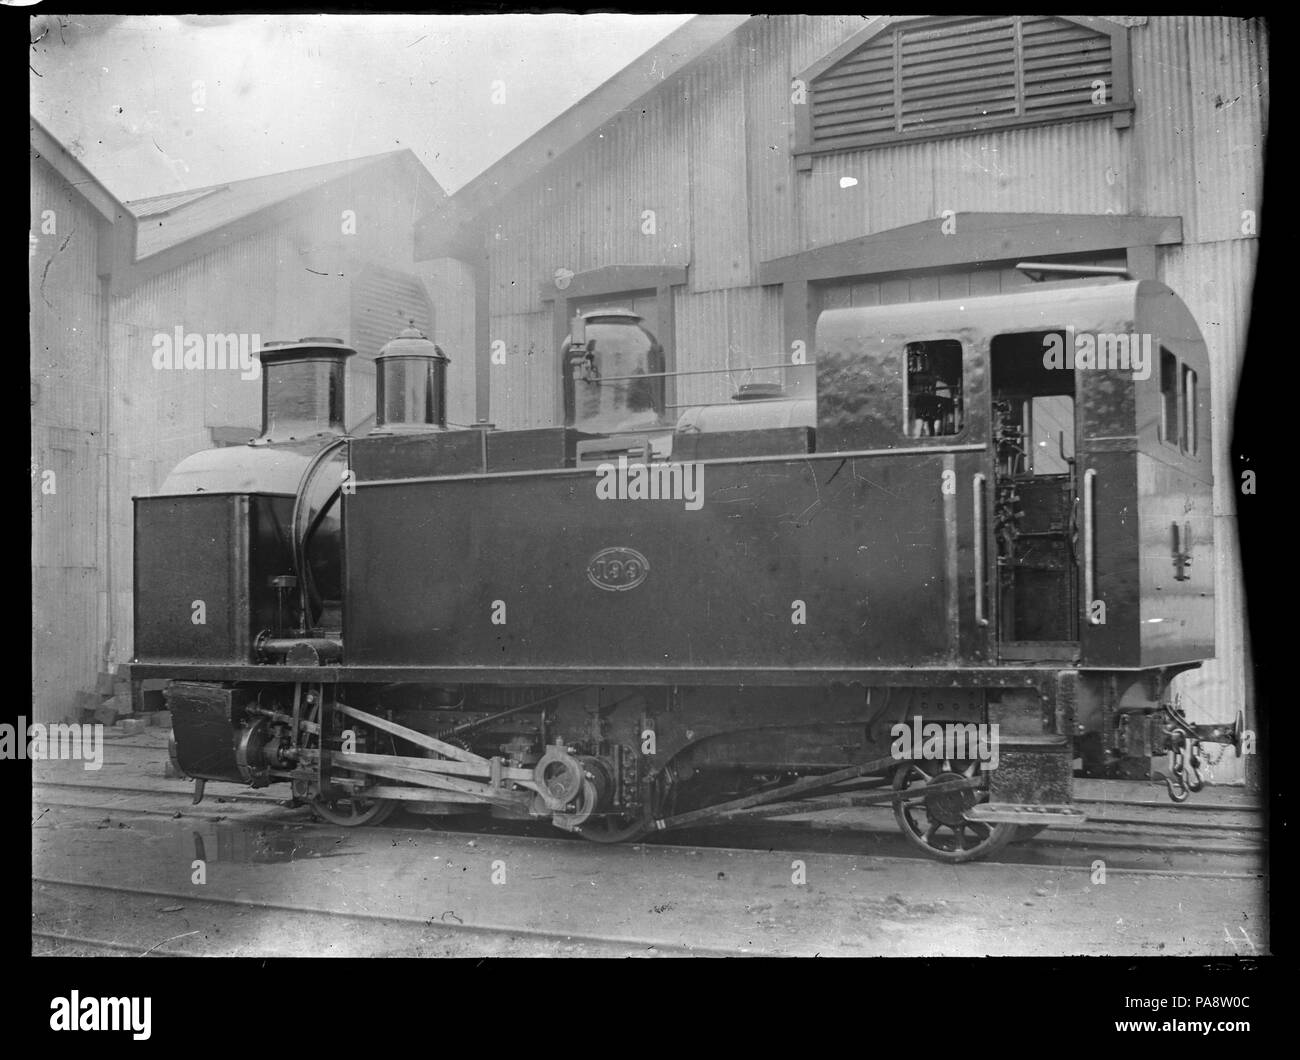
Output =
[
  {"x1": 256, "y1": 338, "x2": 356, "y2": 365},
  {"x1": 579, "y1": 307, "x2": 642, "y2": 322},
  {"x1": 377, "y1": 322, "x2": 448, "y2": 363}
]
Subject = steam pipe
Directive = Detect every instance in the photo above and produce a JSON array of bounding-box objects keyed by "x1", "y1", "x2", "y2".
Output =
[{"x1": 254, "y1": 633, "x2": 342, "y2": 665}]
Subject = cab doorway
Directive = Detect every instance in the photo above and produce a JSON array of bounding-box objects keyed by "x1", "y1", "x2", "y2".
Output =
[{"x1": 989, "y1": 331, "x2": 1080, "y2": 659}]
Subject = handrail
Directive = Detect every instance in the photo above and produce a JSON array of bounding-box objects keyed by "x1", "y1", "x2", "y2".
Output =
[
  {"x1": 1083, "y1": 468, "x2": 1098, "y2": 623},
  {"x1": 973, "y1": 472, "x2": 989, "y2": 627}
]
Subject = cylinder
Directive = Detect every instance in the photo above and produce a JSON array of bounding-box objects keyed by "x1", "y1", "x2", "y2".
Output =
[{"x1": 256, "y1": 339, "x2": 355, "y2": 441}]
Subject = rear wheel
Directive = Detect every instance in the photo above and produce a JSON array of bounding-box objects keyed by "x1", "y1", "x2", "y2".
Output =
[
  {"x1": 295, "y1": 696, "x2": 398, "y2": 828},
  {"x1": 577, "y1": 809, "x2": 652, "y2": 844},
  {"x1": 311, "y1": 793, "x2": 398, "y2": 828},
  {"x1": 892, "y1": 761, "x2": 1017, "y2": 863}
]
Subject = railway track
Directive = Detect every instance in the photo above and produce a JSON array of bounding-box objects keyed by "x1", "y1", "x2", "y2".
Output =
[
  {"x1": 32, "y1": 770, "x2": 1268, "y2": 957},
  {"x1": 31, "y1": 931, "x2": 185, "y2": 957},
  {"x1": 32, "y1": 776, "x2": 1263, "y2": 820},
  {"x1": 31, "y1": 877, "x2": 753, "y2": 957},
  {"x1": 32, "y1": 776, "x2": 1265, "y2": 878}
]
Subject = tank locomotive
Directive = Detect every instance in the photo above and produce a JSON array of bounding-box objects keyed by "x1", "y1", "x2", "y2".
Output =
[{"x1": 131, "y1": 264, "x2": 1243, "y2": 862}]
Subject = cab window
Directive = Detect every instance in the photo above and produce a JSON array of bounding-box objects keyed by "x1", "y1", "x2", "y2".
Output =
[
  {"x1": 1159, "y1": 346, "x2": 1197, "y2": 457},
  {"x1": 1159, "y1": 348, "x2": 1178, "y2": 447},
  {"x1": 904, "y1": 340, "x2": 963, "y2": 437}
]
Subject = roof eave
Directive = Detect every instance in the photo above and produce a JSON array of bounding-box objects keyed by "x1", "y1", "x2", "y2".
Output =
[
  {"x1": 30, "y1": 115, "x2": 132, "y2": 225},
  {"x1": 113, "y1": 149, "x2": 449, "y2": 294}
]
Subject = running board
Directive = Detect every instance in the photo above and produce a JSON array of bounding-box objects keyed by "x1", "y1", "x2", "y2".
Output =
[{"x1": 965, "y1": 803, "x2": 1087, "y2": 827}]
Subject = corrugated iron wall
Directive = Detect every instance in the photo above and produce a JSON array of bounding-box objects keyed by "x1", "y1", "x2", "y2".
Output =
[
  {"x1": 487, "y1": 79, "x2": 692, "y2": 321},
  {"x1": 686, "y1": 36, "x2": 754, "y2": 292},
  {"x1": 673, "y1": 286, "x2": 784, "y2": 408},
  {"x1": 1185, "y1": 18, "x2": 1268, "y2": 245},
  {"x1": 743, "y1": 16, "x2": 872, "y2": 262},
  {"x1": 799, "y1": 120, "x2": 1127, "y2": 248},
  {"x1": 1129, "y1": 17, "x2": 1268, "y2": 244},
  {"x1": 418, "y1": 257, "x2": 478, "y2": 425},
  {"x1": 488, "y1": 310, "x2": 553, "y2": 430},
  {"x1": 31, "y1": 154, "x2": 110, "y2": 724}
]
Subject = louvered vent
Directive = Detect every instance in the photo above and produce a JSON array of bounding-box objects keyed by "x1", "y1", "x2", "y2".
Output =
[
  {"x1": 351, "y1": 266, "x2": 435, "y2": 361},
  {"x1": 808, "y1": 15, "x2": 1121, "y2": 152},
  {"x1": 1022, "y1": 15, "x2": 1112, "y2": 114},
  {"x1": 809, "y1": 34, "x2": 896, "y2": 146},
  {"x1": 900, "y1": 17, "x2": 1017, "y2": 130}
]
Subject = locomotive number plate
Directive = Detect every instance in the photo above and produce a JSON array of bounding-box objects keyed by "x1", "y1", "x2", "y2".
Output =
[{"x1": 586, "y1": 547, "x2": 650, "y2": 592}]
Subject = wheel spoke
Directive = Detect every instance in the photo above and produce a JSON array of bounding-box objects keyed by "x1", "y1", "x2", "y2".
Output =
[{"x1": 893, "y1": 761, "x2": 1011, "y2": 862}]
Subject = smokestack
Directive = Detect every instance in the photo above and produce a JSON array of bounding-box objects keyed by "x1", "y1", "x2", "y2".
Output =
[
  {"x1": 256, "y1": 338, "x2": 356, "y2": 441},
  {"x1": 374, "y1": 324, "x2": 450, "y2": 432}
]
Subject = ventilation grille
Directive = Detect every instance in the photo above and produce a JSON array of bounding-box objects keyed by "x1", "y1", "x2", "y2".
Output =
[
  {"x1": 1022, "y1": 15, "x2": 1112, "y2": 114},
  {"x1": 810, "y1": 15, "x2": 1116, "y2": 152}
]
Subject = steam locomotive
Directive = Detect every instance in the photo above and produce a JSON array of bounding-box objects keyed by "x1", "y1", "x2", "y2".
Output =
[{"x1": 131, "y1": 263, "x2": 1242, "y2": 862}]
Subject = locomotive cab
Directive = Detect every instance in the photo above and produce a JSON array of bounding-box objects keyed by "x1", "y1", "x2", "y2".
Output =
[{"x1": 815, "y1": 273, "x2": 1214, "y2": 673}]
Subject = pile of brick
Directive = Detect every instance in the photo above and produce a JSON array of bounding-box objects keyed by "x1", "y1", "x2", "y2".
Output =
[{"x1": 75, "y1": 666, "x2": 172, "y2": 736}]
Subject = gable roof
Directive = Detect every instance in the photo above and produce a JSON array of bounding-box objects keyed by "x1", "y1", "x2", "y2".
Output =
[
  {"x1": 443, "y1": 14, "x2": 751, "y2": 233},
  {"x1": 127, "y1": 149, "x2": 445, "y2": 260},
  {"x1": 32, "y1": 115, "x2": 454, "y2": 290}
]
